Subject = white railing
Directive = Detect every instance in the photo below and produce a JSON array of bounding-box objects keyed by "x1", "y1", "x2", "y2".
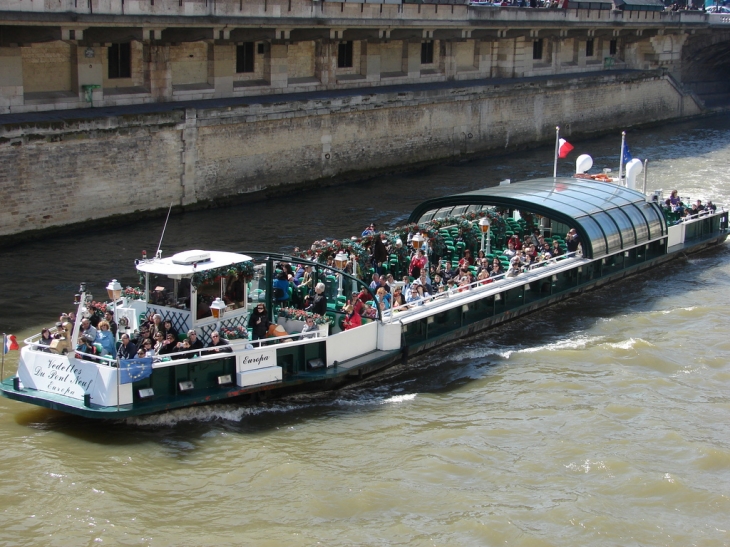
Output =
[{"x1": 384, "y1": 251, "x2": 580, "y2": 322}]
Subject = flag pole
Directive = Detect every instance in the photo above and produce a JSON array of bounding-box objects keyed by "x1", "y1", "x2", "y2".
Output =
[
  {"x1": 117, "y1": 355, "x2": 121, "y2": 412},
  {"x1": 618, "y1": 131, "x2": 626, "y2": 186},
  {"x1": 553, "y1": 126, "x2": 560, "y2": 178}
]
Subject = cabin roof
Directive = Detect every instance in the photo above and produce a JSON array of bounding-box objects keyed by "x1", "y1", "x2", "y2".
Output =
[
  {"x1": 135, "y1": 250, "x2": 252, "y2": 277},
  {"x1": 408, "y1": 177, "x2": 667, "y2": 259}
]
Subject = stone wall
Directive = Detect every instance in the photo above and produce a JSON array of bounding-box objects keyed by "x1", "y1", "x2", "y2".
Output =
[
  {"x1": 21, "y1": 42, "x2": 74, "y2": 93},
  {"x1": 0, "y1": 72, "x2": 702, "y2": 240}
]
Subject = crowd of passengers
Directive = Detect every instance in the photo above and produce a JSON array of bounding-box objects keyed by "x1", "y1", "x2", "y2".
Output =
[
  {"x1": 662, "y1": 190, "x2": 717, "y2": 222},
  {"x1": 37, "y1": 220, "x2": 580, "y2": 359},
  {"x1": 38, "y1": 308, "x2": 234, "y2": 362},
  {"x1": 265, "y1": 222, "x2": 580, "y2": 322}
]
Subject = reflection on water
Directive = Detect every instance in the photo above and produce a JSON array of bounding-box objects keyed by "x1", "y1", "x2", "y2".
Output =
[{"x1": 0, "y1": 114, "x2": 729, "y2": 546}]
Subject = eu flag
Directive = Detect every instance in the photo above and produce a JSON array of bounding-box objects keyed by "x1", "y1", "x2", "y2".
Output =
[
  {"x1": 622, "y1": 142, "x2": 632, "y2": 164},
  {"x1": 119, "y1": 357, "x2": 154, "y2": 384}
]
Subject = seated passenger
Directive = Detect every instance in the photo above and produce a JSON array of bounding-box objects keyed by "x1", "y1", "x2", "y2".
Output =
[
  {"x1": 477, "y1": 270, "x2": 492, "y2": 285},
  {"x1": 75, "y1": 334, "x2": 97, "y2": 360},
  {"x1": 95, "y1": 320, "x2": 116, "y2": 356},
  {"x1": 158, "y1": 333, "x2": 178, "y2": 356},
  {"x1": 80, "y1": 318, "x2": 98, "y2": 342},
  {"x1": 503, "y1": 242, "x2": 517, "y2": 259},
  {"x1": 141, "y1": 338, "x2": 156, "y2": 357},
  {"x1": 374, "y1": 287, "x2": 389, "y2": 310},
  {"x1": 391, "y1": 287, "x2": 407, "y2": 308},
  {"x1": 342, "y1": 305, "x2": 362, "y2": 330},
  {"x1": 174, "y1": 330, "x2": 204, "y2": 358},
  {"x1": 362, "y1": 302, "x2": 378, "y2": 319},
  {"x1": 182, "y1": 330, "x2": 204, "y2": 351},
  {"x1": 439, "y1": 261, "x2": 455, "y2": 283},
  {"x1": 490, "y1": 262, "x2": 504, "y2": 278},
  {"x1": 153, "y1": 332, "x2": 165, "y2": 354},
  {"x1": 117, "y1": 334, "x2": 137, "y2": 360},
  {"x1": 301, "y1": 317, "x2": 319, "y2": 339},
  {"x1": 149, "y1": 314, "x2": 165, "y2": 339},
  {"x1": 163, "y1": 319, "x2": 178, "y2": 340},
  {"x1": 415, "y1": 272, "x2": 434, "y2": 295},
  {"x1": 458, "y1": 249, "x2": 475, "y2": 268},
  {"x1": 206, "y1": 331, "x2": 232, "y2": 353},
  {"x1": 407, "y1": 284, "x2": 430, "y2": 304},
  {"x1": 38, "y1": 328, "x2": 54, "y2": 352}
]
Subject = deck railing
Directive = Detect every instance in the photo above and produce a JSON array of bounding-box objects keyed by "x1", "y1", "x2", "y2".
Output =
[{"x1": 384, "y1": 251, "x2": 580, "y2": 322}]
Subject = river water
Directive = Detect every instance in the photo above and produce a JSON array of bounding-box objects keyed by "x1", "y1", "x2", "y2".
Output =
[{"x1": 0, "y1": 115, "x2": 729, "y2": 546}]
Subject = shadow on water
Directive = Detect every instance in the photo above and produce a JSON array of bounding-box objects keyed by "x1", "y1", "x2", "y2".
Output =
[{"x1": 13, "y1": 242, "x2": 728, "y2": 445}]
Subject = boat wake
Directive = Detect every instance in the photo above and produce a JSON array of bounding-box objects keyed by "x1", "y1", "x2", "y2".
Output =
[
  {"x1": 123, "y1": 391, "x2": 419, "y2": 427},
  {"x1": 599, "y1": 337, "x2": 654, "y2": 351},
  {"x1": 497, "y1": 334, "x2": 605, "y2": 359}
]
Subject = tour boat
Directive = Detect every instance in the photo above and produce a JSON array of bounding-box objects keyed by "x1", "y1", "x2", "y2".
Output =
[{"x1": 1, "y1": 170, "x2": 727, "y2": 419}]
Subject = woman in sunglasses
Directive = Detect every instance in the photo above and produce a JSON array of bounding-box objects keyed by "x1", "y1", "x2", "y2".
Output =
[{"x1": 248, "y1": 303, "x2": 271, "y2": 341}]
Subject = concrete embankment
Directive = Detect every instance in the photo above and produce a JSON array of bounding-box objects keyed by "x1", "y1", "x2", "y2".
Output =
[{"x1": 0, "y1": 69, "x2": 702, "y2": 245}]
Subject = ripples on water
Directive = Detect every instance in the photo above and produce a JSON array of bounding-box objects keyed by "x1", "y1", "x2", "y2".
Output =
[{"x1": 1, "y1": 115, "x2": 730, "y2": 546}]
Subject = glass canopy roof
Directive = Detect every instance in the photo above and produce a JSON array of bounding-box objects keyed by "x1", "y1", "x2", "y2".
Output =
[{"x1": 408, "y1": 178, "x2": 666, "y2": 259}]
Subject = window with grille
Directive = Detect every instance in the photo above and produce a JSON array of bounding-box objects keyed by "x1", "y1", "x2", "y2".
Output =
[
  {"x1": 338, "y1": 41, "x2": 353, "y2": 68},
  {"x1": 108, "y1": 43, "x2": 131, "y2": 79},
  {"x1": 236, "y1": 42, "x2": 255, "y2": 73},
  {"x1": 533, "y1": 39, "x2": 543, "y2": 61},
  {"x1": 421, "y1": 41, "x2": 434, "y2": 64}
]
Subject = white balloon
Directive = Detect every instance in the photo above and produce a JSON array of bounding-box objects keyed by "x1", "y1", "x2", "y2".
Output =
[{"x1": 576, "y1": 154, "x2": 593, "y2": 174}]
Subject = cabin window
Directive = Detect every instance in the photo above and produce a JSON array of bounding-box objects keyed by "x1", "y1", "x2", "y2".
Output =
[
  {"x1": 338, "y1": 41, "x2": 353, "y2": 68},
  {"x1": 147, "y1": 277, "x2": 176, "y2": 307},
  {"x1": 586, "y1": 39, "x2": 594, "y2": 58},
  {"x1": 108, "y1": 43, "x2": 131, "y2": 79},
  {"x1": 236, "y1": 42, "x2": 255, "y2": 73},
  {"x1": 421, "y1": 41, "x2": 434, "y2": 64},
  {"x1": 533, "y1": 39, "x2": 543, "y2": 61}
]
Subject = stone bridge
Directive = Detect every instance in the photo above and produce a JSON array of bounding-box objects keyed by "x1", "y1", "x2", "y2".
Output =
[
  {"x1": 1, "y1": 0, "x2": 729, "y2": 112},
  {"x1": 0, "y1": 0, "x2": 729, "y2": 241}
]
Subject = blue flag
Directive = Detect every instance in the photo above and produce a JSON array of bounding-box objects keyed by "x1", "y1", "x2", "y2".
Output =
[
  {"x1": 118, "y1": 357, "x2": 154, "y2": 384},
  {"x1": 622, "y1": 142, "x2": 632, "y2": 164}
]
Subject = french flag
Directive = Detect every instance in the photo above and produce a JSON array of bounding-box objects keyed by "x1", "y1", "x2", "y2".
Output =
[
  {"x1": 4, "y1": 334, "x2": 19, "y2": 354},
  {"x1": 558, "y1": 138, "x2": 574, "y2": 159}
]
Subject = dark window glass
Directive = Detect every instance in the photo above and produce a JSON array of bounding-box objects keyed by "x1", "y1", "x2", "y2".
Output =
[
  {"x1": 532, "y1": 39, "x2": 543, "y2": 61},
  {"x1": 108, "y1": 43, "x2": 131, "y2": 79},
  {"x1": 609, "y1": 39, "x2": 617, "y2": 56},
  {"x1": 236, "y1": 43, "x2": 255, "y2": 73},
  {"x1": 337, "y1": 41, "x2": 353, "y2": 68},
  {"x1": 421, "y1": 41, "x2": 434, "y2": 64},
  {"x1": 586, "y1": 39, "x2": 594, "y2": 57}
]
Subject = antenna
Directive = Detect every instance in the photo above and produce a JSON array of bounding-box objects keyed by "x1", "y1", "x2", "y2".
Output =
[{"x1": 156, "y1": 203, "x2": 173, "y2": 259}]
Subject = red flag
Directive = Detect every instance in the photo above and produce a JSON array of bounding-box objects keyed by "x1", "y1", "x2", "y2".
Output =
[
  {"x1": 558, "y1": 138, "x2": 574, "y2": 158},
  {"x1": 4, "y1": 334, "x2": 19, "y2": 354}
]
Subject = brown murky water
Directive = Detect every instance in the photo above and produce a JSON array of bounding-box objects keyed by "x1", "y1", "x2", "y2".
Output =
[{"x1": 0, "y1": 115, "x2": 729, "y2": 546}]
